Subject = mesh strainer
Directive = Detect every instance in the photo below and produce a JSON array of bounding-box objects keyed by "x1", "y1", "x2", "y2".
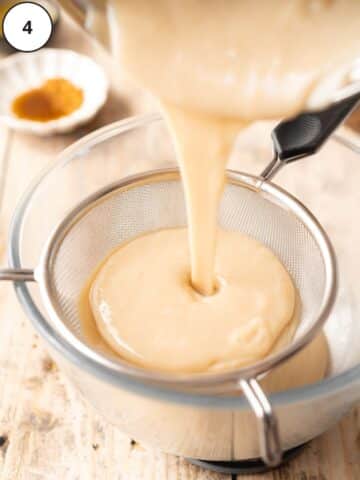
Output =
[{"x1": 3, "y1": 97, "x2": 360, "y2": 467}]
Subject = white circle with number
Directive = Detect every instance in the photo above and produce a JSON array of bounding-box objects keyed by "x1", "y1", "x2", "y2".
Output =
[{"x1": 2, "y1": 2, "x2": 53, "y2": 52}]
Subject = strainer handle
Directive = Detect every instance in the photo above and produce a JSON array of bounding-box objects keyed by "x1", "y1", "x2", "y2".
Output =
[
  {"x1": 262, "y1": 92, "x2": 360, "y2": 180},
  {"x1": 240, "y1": 378, "x2": 282, "y2": 467},
  {"x1": 0, "y1": 269, "x2": 35, "y2": 282}
]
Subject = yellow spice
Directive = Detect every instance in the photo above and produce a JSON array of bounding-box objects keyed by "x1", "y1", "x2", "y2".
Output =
[{"x1": 12, "y1": 78, "x2": 84, "y2": 122}]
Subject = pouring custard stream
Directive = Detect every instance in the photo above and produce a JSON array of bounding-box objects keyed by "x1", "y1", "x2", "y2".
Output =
[{"x1": 81, "y1": 0, "x2": 360, "y2": 373}]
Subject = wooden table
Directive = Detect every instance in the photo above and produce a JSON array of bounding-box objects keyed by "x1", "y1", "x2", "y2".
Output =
[{"x1": 0, "y1": 9, "x2": 359, "y2": 480}]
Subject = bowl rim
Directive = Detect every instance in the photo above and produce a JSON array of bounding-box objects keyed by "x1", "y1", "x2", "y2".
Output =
[{"x1": 8, "y1": 113, "x2": 360, "y2": 409}]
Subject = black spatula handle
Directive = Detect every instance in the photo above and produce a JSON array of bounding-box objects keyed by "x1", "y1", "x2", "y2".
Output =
[{"x1": 272, "y1": 93, "x2": 360, "y2": 163}]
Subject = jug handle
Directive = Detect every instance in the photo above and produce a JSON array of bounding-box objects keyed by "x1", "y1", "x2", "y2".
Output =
[
  {"x1": 84, "y1": 2, "x2": 111, "y2": 49},
  {"x1": 61, "y1": 0, "x2": 111, "y2": 49},
  {"x1": 240, "y1": 378, "x2": 282, "y2": 467}
]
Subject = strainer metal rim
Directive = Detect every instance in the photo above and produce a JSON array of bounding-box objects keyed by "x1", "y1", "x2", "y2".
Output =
[
  {"x1": 35, "y1": 167, "x2": 337, "y2": 391},
  {"x1": 8, "y1": 113, "x2": 357, "y2": 408}
]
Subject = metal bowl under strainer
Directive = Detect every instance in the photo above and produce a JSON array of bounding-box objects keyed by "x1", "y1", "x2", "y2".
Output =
[{"x1": 0, "y1": 114, "x2": 343, "y2": 467}]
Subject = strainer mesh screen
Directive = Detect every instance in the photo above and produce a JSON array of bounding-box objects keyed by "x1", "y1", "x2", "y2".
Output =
[{"x1": 49, "y1": 178, "x2": 325, "y2": 351}]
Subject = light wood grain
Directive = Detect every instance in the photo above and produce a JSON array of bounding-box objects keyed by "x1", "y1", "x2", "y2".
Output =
[
  {"x1": 0, "y1": 128, "x2": 11, "y2": 259},
  {"x1": 0, "y1": 7, "x2": 359, "y2": 480}
]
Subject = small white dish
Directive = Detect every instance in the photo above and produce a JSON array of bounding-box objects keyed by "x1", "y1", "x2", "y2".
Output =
[{"x1": 0, "y1": 48, "x2": 109, "y2": 135}]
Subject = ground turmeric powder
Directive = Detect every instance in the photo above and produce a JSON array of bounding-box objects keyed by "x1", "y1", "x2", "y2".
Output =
[{"x1": 12, "y1": 78, "x2": 84, "y2": 122}]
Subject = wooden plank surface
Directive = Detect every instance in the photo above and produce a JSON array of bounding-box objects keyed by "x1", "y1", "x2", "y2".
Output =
[{"x1": 0, "y1": 8, "x2": 359, "y2": 480}]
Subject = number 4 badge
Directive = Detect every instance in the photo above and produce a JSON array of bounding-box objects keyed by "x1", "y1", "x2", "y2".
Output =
[{"x1": 3, "y1": 2, "x2": 53, "y2": 52}]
